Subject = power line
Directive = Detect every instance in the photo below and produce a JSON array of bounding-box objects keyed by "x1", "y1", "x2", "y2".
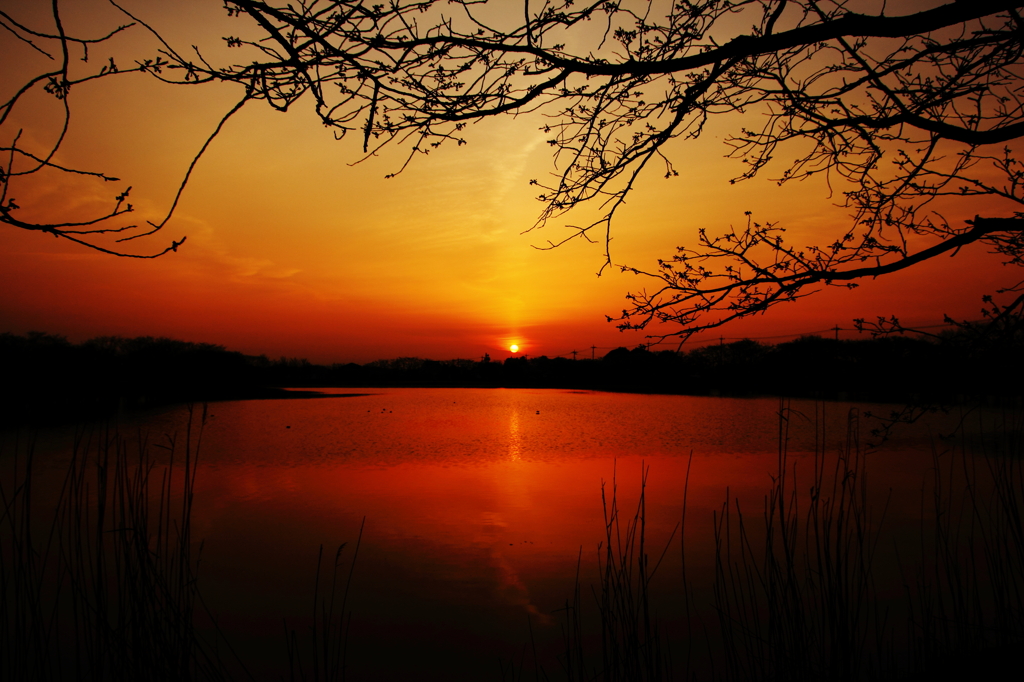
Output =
[
  {"x1": 674, "y1": 317, "x2": 979, "y2": 347},
  {"x1": 497, "y1": 317, "x2": 978, "y2": 360}
]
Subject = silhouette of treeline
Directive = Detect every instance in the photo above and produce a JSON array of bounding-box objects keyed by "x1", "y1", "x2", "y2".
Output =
[
  {"x1": 3, "y1": 328, "x2": 1021, "y2": 424},
  {"x1": 1, "y1": 333, "x2": 275, "y2": 425}
]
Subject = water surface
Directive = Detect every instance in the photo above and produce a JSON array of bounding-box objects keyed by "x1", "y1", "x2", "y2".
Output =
[{"x1": 17, "y1": 388, "x2": 962, "y2": 680}]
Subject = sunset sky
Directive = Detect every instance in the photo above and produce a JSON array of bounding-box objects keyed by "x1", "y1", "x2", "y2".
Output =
[{"x1": 1, "y1": 0, "x2": 1013, "y2": 364}]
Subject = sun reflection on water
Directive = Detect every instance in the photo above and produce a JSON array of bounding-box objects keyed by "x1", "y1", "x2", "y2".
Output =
[
  {"x1": 85, "y1": 387, "x2": 952, "y2": 681},
  {"x1": 508, "y1": 407, "x2": 522, "y2": 461}
]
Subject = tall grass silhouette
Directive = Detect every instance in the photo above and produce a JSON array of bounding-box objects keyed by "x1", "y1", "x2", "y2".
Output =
[
  {"x1": 283, "y1": 524, "x2": 364, "y2": 682},
  {"x1": 3, "y1": 400, "x2": 1021, "y2": 681},
  {"x1": 556, "y1": 401, "x2": 1023, "y2": 682},
  {"x1": 708, "y1": 403, "x2": 890, "y2": 682},
  {"x1": 0, "y1": 405, "x2": 230, "y2": 681},
  {"x1": 1, "y1": 406, "x2": 360, "y2": 682}
]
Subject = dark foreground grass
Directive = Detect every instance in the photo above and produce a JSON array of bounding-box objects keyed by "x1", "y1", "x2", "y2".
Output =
[
  {"x1": 283, "y1": 524, "x2": 364, "y2": 682},
  {"x1": 0, "y1": 408, "x2": 361, "y2": 682},
  {"x1": 549, "y1": 402, "x2": 1024, "y2": 682},
  {"x1": 550, "y1": 464, "x2": 675, "y2": 682},
  {"x1": 4, "y1": 402, "x2": 1022, "y2": 681},
  {"x1": 706, "y1": 405, "x2": 890, "y2": 682},
  {"x1": 0, "y1": 406, "x2": 228, "y2": 681}
]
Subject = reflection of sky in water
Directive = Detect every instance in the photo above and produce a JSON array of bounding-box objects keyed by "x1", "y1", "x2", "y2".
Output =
[{"x1": 13, "y1": 389, "x2": 966, "y2": 681}]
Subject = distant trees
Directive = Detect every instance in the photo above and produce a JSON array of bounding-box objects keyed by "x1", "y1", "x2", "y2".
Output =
[
  {"x1": 0, "y1": 333, "x2": 253, "y2": 422},
  {"x1": 5, "y1": 1, "x2": 1024, "y2": 334},
  {"x1": 1, "y1": 330, "x2": 1019, "y2": 425}
]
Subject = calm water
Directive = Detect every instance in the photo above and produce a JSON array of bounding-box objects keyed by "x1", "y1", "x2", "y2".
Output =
[{"x1": 14, "y1": 389, "x2": 972, "y2": 680}]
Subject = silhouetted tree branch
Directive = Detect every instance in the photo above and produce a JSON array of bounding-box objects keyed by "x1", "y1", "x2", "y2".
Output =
[
  {"x1": 0, "y1": 0, "x2": 222, "y2": 257},
  {"x1": 142, "y1": 0, "x2": 1024, "y2": 337},
  {"x1": 9, "y1": 0, "x2": 1024, "y2": 335}
]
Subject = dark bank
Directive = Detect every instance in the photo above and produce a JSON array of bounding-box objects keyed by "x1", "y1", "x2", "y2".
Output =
[{"x1": 3, "y1": 326, "x2": 1022, "y2": 427}]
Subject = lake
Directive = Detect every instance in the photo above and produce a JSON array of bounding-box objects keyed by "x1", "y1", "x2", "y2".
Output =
[{"x1": 5, "y1": 388, "x2": 1008, "y2": 680}]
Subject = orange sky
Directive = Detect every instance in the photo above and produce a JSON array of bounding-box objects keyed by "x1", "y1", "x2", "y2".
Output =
[{"x1": 0, "y1": 0, "x2": 1014, "y2": 363}]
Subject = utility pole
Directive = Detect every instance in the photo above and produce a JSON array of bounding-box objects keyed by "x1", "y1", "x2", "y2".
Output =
[
  {"x1": 591, "y1": 345, "x2": 597, "y2": 360},
  {"x1": 571, "y1": 349, "x2": 578, "y2": 361},
  {"x1": 834, "y1": 324, "x2": 840, "y2": 341}
]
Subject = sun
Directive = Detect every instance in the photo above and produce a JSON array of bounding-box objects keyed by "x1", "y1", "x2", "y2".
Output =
[{"x1": 509, "y1": 344, "x2": 519, "y2": 353}]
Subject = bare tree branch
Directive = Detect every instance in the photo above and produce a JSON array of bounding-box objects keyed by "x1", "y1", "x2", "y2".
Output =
[
  {"x1": 0, "y1": 0, "x2": 197, "y2": 257},
  {"x1": 8, "y1": 0, "x2": 1024, "y2": 333}
]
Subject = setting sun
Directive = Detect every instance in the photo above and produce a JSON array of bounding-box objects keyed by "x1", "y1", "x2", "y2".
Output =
[{"x1": 509, "y1": 344, "x2": 519, "y2": 353}]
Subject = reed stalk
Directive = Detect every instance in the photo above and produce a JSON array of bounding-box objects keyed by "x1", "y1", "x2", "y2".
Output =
[
  {"x1": 576, "y1": 401, "x2": 1024, "y2": 682},
  {"x1": 0, "y1": 406, "x2": 229, "y2": 681},
  {"x1": 558, "y1": 463, "x2": 679, "y2": 682},
  {"x1": 708, "y1": 401, "x2": 890, "y2": 682},
  {"x1": 284, "y1": 518, "x2": 364, "y2": 682},
  {"x1": 5, "y1": 397, "x2": 1021, "y2": 681},
  {"x1": 903, "y1": 407, "x2": 1024, "y2": 676}
]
